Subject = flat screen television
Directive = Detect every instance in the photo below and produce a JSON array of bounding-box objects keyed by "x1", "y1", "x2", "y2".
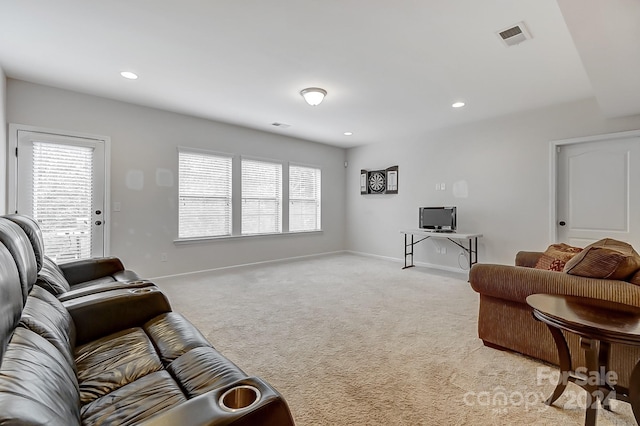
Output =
[{"x1": 419, "y1": 206, "x2": 456, "y2": 232}]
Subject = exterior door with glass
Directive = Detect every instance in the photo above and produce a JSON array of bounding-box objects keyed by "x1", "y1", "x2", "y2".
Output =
[{"x1": 13, "y1": 128, "x2": 108, "y2": 262}]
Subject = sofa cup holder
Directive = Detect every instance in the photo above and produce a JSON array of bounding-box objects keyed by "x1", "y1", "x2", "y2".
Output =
[
  {"x1": 218, "y1": 385, "x2": 261, "y2": 413},
  {"x1": 127, "y1": 280, "x2": 148, "y2": 285},
  {"x1": 130, "y1": 287, "x2": 154, "y2": 294}
]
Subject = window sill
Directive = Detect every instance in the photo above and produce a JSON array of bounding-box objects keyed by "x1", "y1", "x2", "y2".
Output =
[{"x1": 174, "y1": 230, "x2": 323, "y2": 245}]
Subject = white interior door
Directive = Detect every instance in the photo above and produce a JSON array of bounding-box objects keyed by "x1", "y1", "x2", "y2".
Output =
[
  {"x1": 556, "y1": 134, "x2": 640, "y2": 248},
  {"x1": 14, "y1": 129, "x2": 107, "y2": 262}
]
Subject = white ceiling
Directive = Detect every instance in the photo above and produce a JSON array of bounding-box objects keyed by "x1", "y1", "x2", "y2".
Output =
[{"x1": 0, "y1": 0, "x2": 638, "y2": 148}]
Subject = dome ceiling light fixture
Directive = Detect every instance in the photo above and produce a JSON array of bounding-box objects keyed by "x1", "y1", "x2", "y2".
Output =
[{"x1": 300, "y1": 87, "x2": 327, "y2": 106}]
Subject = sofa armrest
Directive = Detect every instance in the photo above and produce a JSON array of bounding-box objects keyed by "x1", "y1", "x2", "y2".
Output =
[
  {"x1": 64, "y1": 287, "x2": 172, "y2": 345},
  {"x1": 469, "y1": 263, "x2": 640, "y2": 307},
  {"x1": 58, "y1": 257, "x2": 126, "y2": 285},
  {"x1": 515, "y1": 251, "x2": 543, "y2": 268},
  {"x1": 139, "y1": 377, "x2": 295, "y2": 426},
  {"x1": 57, "y1": 279, "x2": 156, "y2": 302}
]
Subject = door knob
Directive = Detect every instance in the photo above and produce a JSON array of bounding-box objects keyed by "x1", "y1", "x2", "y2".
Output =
[
  {"x1": 95, "y1": 210, "x2": 102, "y2": 215},
  {"x1": 95, "y1": 221, "x2": 102, "y2": 226},
  {"x1": 559, "y1": 221, "x2": 566, "y2": 226}
]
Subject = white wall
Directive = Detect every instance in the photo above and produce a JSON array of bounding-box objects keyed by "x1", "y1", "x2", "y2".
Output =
[
  {"x1": 0, "y1": 68, "x2": 6, "y2": 214},
  {"x1": 346, "y1": 98, "x2": 640, "y2": 270},
  {"x1": 7, "y1": 79, "x2": 346, "y2": 277}
]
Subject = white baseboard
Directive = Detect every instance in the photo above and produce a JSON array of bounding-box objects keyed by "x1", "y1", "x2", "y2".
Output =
[
  {"x1": 152, "y1": 249, "x2": 470, "y2": 281},
  {"x1": 150, "y1": 250, "x2": 347, "y2": 280},
  {"x1": 345, "y1": 250, "x2": 470, "y2": 275}
]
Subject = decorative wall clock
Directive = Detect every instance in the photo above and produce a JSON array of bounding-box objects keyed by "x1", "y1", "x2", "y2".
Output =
[{"x1": 360, "y1": 165, "x2": 398, "y2": 194}]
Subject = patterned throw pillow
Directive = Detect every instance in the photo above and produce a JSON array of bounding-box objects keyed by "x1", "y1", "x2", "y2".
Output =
[
  {"x1": 563, "y1": 238, "x2": 640, "y2": 280},
  {"x1": 534, "y1": 243, "x2": 583, "y2": 272}
]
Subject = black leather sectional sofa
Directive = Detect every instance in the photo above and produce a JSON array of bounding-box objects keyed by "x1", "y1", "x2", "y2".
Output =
[{"x1": 0, "y1": 214, "x2": 295, "y2": 425}]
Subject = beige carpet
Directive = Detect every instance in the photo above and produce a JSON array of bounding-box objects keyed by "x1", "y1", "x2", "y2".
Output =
[{"x1": 154, "y1": 253, "x2": 636, "y2": 425}]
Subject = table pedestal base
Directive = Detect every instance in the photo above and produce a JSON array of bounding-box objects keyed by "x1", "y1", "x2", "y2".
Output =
[{"x1": 544, "y1": 326, "x2": 621, "y2": 426}]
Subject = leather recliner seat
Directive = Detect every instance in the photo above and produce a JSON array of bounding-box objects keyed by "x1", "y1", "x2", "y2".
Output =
[
  {"x1": 0, "y1": 217, "x2": 295, "y2": 425},
  {"x1": 4, "y1": 214, "x2": 155, "y2": 301}
]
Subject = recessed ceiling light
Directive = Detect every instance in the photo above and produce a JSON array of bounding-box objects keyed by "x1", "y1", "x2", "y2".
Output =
[
  {"x1": 452, "y1": 102, "x2": 465, "y2": 108},
  {"x1": 344, "y1": 132, "x2": 353, "y2": 136},
  {"x1": 120, "y1": 71, "x2": 138, "y2": 80}
]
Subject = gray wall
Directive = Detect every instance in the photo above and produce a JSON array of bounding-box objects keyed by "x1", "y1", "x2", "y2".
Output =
[
  {"x1": 7, "y1": 79, "x2": 346, "y2": 277},
  {"x1": 9, "y1": 77, "x2": 640, "y2": 276},
  {"x1": 346, "y1": 98, "x2": 640, "y2": 271}
]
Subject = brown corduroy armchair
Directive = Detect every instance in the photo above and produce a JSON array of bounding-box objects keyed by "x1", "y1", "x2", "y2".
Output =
[{"x1": 469, "y1": 251, "x2": 640, "y2": 389}]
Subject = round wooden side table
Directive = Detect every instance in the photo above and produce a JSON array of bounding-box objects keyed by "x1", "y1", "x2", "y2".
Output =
[{"x1": 527, "y1": 293, "x2": 640, "y2": 426}]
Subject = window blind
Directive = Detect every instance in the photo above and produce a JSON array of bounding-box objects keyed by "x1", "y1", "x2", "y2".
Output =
[
  {"x1": 179, "y1": 150, "x2": 232, "y2": 238},
  {"x1": 242, "y1": 159, "x2": 282, "y2": 234},
  {"x1": 32, "y1": 142, "x2": 93, "y2": 262},
  {"x1": 289, "y1": 165, "x2": 321, "y2": 232}
]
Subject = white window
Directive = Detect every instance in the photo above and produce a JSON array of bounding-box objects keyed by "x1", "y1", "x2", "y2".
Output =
[
  {"x1": 32, "y1": 142, "x2": 94, "y2": 261},
  {"x1": 242, "y1": 159, "x2": 282, "y2": 235},
  {"x1": 178, "y1": 150, "x2": 232, "y2": 238},
  {"x1": 289, "y1": 165, "x2": 321, "y2": 232}
]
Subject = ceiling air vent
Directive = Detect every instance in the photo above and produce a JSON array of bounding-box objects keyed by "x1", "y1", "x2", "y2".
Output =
[{"x1": 497, "y1": 22, "x2": 532, "y2": 47}]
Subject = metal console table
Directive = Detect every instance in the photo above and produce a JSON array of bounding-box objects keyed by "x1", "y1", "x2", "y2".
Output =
[{"x1": 400, "y1": 229, "x2": 483, "y2": 270}]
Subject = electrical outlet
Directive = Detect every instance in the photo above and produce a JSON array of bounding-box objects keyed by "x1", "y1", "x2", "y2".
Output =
[
  {"x1": 160, "y1": 253, "x2": 168, "y2": 262},
  {"x1": 435, "y1": 247, "x2": 440, "y2": 254}
]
